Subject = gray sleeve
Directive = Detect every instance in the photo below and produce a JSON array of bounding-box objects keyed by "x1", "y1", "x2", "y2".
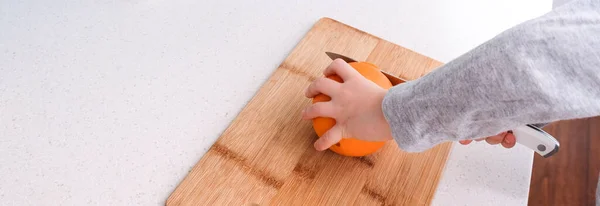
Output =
[{"x1": 382, "y1": 0, "x2": 600, "y2": 152}]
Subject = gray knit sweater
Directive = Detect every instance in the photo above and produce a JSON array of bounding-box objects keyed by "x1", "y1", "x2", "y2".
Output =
[{"x1": 381, "y1": 0, "x2": 600, "y2": 204}]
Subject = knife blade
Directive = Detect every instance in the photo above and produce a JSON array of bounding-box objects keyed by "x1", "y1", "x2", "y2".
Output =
[
  {"x1": 325, "y1": 52, "x2": 407, "y2": 85},
  {"x1": 324, "y1": 51, "x2": 560, "y2": 158}
]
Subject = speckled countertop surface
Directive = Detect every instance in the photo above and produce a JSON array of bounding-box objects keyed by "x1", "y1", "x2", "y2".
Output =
[{"x1": 0, "y1": 0, "x2": 551, "y2": 205}]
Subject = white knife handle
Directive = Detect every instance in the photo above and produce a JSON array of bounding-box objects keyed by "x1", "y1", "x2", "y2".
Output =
[{"x1": 513, "y1": 125, "x2": 560, "y2": 158}]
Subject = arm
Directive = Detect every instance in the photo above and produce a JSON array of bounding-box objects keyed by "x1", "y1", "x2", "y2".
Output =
[{"x1": 382, "y1": 0, "x2": 600, "y2": 152}]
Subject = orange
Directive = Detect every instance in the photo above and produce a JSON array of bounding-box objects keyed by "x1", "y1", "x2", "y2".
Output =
[{"x1": 311, "y1": 62, "x2": 393, "y2": 157}]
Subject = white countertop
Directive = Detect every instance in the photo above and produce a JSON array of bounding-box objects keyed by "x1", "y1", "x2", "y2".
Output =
[{"x1": 0, "y1": 0, "x2": 552, "y2": 205}]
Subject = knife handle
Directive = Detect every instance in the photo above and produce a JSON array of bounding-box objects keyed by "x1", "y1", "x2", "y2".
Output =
[{"x1": 513, "y1": 124, "x2": 560, "y2": 158}]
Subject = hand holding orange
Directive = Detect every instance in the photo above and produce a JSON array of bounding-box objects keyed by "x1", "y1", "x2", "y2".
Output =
[{"x1": 303, "y1": 59, "x2": 394, "y2": 156}]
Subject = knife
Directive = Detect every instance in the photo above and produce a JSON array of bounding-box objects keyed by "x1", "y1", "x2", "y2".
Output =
[{"x1": 325, "y1": 52, "x2": 560, "y2": 158}]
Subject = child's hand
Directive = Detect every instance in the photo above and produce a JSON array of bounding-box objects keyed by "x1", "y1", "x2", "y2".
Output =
[
  {"x1": 458, "y1": 131, "x2": 516, "y2": 148},
  {"x1": 302, "y1": 59, "x2": 394, "y2": 151}
]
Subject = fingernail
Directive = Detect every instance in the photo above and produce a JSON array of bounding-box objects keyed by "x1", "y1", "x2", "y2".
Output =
[
  {"x1": 507, "y1": 130, "x2": 513, "y2": 134},
  {"x1": 504, "y1": 138, "x2": 512, "y2": 144}
]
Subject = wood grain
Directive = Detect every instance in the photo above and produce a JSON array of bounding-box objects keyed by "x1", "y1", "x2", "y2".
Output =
[
  {"x1": 167, "y1": 17, "x2": 452, "y2": 206},
  {"x1": 529, "y1": 117, "x2": 600, "y2": 206}
]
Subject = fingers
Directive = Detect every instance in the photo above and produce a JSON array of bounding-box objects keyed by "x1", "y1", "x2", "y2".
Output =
[
  {"x1": 460, "y1": 137, "x2": 485, "y2": 145},
  {"x1": 485, "y1": 133, "x2": 505, "y2": 145},
  {"x1": 460, "y1": 131, "x2": 516, "y2": 149},
  {"x1": 302, "y1": 102, "x2": 336, "y2": 120},
  {"x1": 459, "y1": 140, "x2": 473, "y2": 145},
  {"x1": 305, "y1": 77, "x2": 341, "y2": 98},
  {"x1": 314, "y1": 125, "x2": 343, "y2": 151},
  {"x1": 501, "y1": 132, "x2": 516, "y2": 148},
  {"x1": 323, "y1": 58, "x2": 361, "y2": 81}
]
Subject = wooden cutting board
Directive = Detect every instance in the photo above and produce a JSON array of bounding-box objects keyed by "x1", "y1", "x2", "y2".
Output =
[{"x1": 167, "y1": 17, "x2": 452, "y2": 206}]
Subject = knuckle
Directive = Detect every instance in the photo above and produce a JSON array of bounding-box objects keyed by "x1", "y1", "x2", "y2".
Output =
[
  {"x1": 319, "y1": 134, "x2": 332, "y2": 145},
  {"x1": 308, "y1": 81, "x2": 317, "y2": 90},
  {"x1": 339, "y1": 127, "x2": 348, "y2": 138},
  {"x1": 305, "y1": 85, "x2": 312, "y2": 94},
  {"x1": 322, "y1": 132, "x2": 331, "y2": 141},
  {"x1": 309, "y1": 103, "x2": 331, "y2": 117},
  {"x1": 324, "y1": 133, "x2": 337, "y2": 143},
  {"x1": 310, "y1": 104, "x2": 324, "y2": 114},
  {"x1": 339, "y1": 88, "x2": 353, "y2": 97},
  {"x1": 313, "y1": 77, "x2": 326, "y2": 88},
  {"x1": 333, "y1": 58, "x2": 346, "y2": 65}
]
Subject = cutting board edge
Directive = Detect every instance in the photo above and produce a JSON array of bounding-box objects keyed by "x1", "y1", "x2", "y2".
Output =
[{"x1": 318, "y1": 17, "x2": 443, "y2": 64}]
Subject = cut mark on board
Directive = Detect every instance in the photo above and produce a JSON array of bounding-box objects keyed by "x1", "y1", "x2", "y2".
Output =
[
  {"x1": 211, "y1": 144, "x2": 284, "y2": 189},
  {"x1": 355, "y1": 156, "x2": 375, "y2": 168},
  {"x1": 361, "y1": 187, "x2": 387, "y2": 204},
  {"x1": 292, "y1": 164, "x2": 317, "y2": 180},
  {"x1": 279, "y1": 62, "x2": 317, "y2": 81}
]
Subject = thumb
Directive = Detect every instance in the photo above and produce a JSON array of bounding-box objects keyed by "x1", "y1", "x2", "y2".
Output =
[{"x1": 314, "y1": 125, "x2": 343, "y2": 151}]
